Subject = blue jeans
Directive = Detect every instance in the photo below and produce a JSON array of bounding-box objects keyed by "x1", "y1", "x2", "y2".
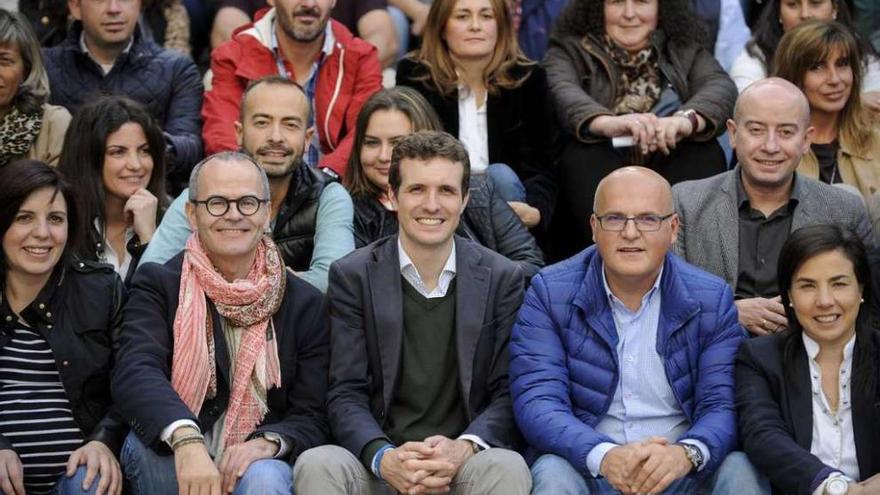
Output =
[
  {"x1": 388, "y1": 6, "x2": 410, "y2": 61},
  {"x1": 121, "y1": 432, "x2": 293, "y2": 495},
  {"x1": 0, "y1": 465, "x2": 103, "y2": 495},
  {"x1": 487, "y1": 163, "x2": 527, "y2": 203},
  {"x1": 530, "y1": 452, "x2": 769, "y2": 495}
]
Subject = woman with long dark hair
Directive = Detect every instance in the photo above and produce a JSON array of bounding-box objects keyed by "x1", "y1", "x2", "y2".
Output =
[
  {"x1": 395, "y1": 0, "x2": 557, "y2": 231},
  {"x1": 0, "y1": 160, "x2": 125, "y2": 495},
  {"x1": 736, "y1": 224, "x2": 880, "y2": 494},
  {"x1": 344, "y1": 87, "x2": 545, "y2": 278},
  {"x1": 543, "y1": 0, "x2": 736, "y2": 260},
  {"x1": 58, "y1": 96, "x2": 168, "y2": 284}
]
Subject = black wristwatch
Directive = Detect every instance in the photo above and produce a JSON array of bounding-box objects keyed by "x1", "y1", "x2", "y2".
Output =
[{"x1": 677, "y1": 443, "x2": 703, "y2": 472}]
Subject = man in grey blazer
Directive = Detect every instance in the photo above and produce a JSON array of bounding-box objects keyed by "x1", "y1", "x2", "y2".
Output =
[
  {"x1": 293, "y1": 131, "x2": 531, "y2": 494},
  {"x1": 673, "y1": 78, "x2": 872, "y2": 336}
]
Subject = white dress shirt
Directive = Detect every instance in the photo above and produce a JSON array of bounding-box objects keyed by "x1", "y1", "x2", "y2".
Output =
[
  {"x1": 803, "y1": 332, "x2": 859, "y2": 493},
  {"x1": 457, "y1": 86, "x2": 489, "y2": 174}
]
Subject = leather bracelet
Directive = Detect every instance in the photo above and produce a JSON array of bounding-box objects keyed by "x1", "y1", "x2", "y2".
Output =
[
  {"x1": 172, "y1": 436, "x2": 205, "y2": 450},
  {"x1": 171, "y1": 433, "x2": 205, "y2": 450}
]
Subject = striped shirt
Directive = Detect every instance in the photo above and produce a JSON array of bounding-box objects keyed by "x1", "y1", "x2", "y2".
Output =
[{"x1": 0, "y1": 322, "x2": 84, "y2": 494}]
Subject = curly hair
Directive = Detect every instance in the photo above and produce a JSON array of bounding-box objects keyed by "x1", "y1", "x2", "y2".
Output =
[{"x1": 554, "y1": 0, "x2": 708, "y2": 48}]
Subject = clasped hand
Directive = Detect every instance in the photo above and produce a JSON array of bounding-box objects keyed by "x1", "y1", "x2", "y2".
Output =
[
  {"x1": 380, "y1": 436, "x2": 475, "y2": 494},
  {"x1": 599, "y1": 437, "x2": 693, "y2": 495}
]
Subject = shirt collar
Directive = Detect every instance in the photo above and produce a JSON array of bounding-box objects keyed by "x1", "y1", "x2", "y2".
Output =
[
  {"x1": 319, "y1": 21, "x2": 335, "y2": 57},
  {"x1": 79, "y1": 31, "x2": 134, "y2": 60},
  {"x1": 802, "y1": 331, "x2": 856, "y2": 363},
  {"x1": 398, "y1": 237, "x2": 457, "y2": 277},
  {"x1": 601, "y1": 263, "x2": 663, "y2": 312},
  {"x1": 735, "y1": 168, "x2": 801, "y2": 209}
]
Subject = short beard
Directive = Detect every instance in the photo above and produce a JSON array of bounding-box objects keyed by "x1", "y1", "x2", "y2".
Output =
[
  {"x1": 277, "y1": 11, "x2": 328, "y2": 43},
  {"x1": 263, "y1": 155, "x2": 306, "y2": 178}
]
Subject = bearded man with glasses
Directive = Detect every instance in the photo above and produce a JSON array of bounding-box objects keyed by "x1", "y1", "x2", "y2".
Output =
[
  {"x1": 509, "y1": 166, "x2": 768, "y2": 495},
  {"x1": 113, "y1": 151, "x2": 330, "y2": 495}
]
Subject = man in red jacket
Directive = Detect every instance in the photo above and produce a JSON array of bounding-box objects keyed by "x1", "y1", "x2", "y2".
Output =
[{"x1": 203, "y1": 0, "x2": 382, "y2": 177}]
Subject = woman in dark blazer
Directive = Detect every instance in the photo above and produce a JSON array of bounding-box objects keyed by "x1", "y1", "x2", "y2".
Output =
[
  {"x1": 736, "y1": 224, "x2": 880, "y2": 494},
  {"x1": 343, "y1": 87, "x2": 545, "y2": 280},
  {"x1": 394, "y1": 0, "x2": 556, "y2": 232}
]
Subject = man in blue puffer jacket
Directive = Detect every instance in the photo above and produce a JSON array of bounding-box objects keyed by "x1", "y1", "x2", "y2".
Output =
[{"x1": 510, "y1": 167, "x2": 768, "y2": 494}]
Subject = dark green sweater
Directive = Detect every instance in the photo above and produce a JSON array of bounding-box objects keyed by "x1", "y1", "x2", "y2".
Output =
[{"x1": 361, "y1": 278, "x2": 467, "y2": 467}]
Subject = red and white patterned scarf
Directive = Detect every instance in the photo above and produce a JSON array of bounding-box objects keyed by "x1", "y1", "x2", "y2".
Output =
[{"x1": 171, "y1": 233, "x2": 285, "y2": 448}]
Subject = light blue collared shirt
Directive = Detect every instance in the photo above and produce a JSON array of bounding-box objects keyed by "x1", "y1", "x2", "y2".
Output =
[{"x1": 586, "y1": 265, "x2": 710, "y2": 477}]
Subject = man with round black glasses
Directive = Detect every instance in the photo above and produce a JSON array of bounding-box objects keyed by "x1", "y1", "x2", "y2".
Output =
[
  {"x1": 113, "y1": 151, "x2": 330, "y2": 494},
  {"x1": 509, "y1": 166, "x2": 768, "y2": 494}
]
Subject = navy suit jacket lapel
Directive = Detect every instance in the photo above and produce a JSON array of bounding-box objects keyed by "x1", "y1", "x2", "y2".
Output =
[
  {"x1": 455, "y1": 241, "x2": 490, "y2": 414},
  {"x1": 367, "y1": 240, "x2": 405, "y2": 413},
  {"x1": 787, "y1": 341, "x2": 814, "y2": 450}
]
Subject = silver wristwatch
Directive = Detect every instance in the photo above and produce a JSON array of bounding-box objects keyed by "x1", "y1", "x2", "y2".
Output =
[
  {"x1": 677, "y1": 443, "x2": 703, "y2": 472},
  {"x1": 256, "y1": 431, "x2": 283, "y2": 454},
  {"x1": 825, "y1": 475, "x2": 849, "y2": 495}
]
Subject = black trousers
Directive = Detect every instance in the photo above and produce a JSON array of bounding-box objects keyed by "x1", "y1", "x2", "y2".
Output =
[{"x1": 545, "y1": 137, "x2": 727, "y2": 262}]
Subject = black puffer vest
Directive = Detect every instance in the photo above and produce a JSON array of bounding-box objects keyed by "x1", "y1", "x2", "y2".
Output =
[{"x1": 273, "y1": 165, "x2": 334, "y2": 270}]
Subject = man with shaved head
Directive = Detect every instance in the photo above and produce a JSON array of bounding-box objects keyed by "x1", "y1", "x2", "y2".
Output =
[
  {"x1": 509, "y1": 166, "x2": 766, "y2": 494},
  {"x1": 674, "y1": 78, "x2": 872, "y2": 336}
]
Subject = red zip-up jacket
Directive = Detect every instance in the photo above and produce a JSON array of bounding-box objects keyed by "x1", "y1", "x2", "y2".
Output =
[{"x1": 202, "y1": 8, "x2": 382, "y2": 176}]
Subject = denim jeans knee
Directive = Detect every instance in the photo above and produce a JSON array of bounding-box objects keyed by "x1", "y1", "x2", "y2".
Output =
[
  {"x1": 121, "y1": 431, "x2": 178, "y2": 494},
  {"x1": 52, "y1": 466, "x2": 101, "y2": 495},
  {"x1": 708, "y1": 451, "x2": 770, "y2": 495},
  {"x1": 487, "y1": 163, "x2": 527, "y2": 203},
  {"x1": 234, "y1": 459, "x2": 292, "y2": 495},
  {"x1": 530, "y1": 454, "x2": 589, "y2": 495}
]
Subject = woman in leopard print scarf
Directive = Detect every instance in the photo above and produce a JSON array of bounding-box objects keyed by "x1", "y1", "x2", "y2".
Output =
[
  {"x1": 0, "y1": 10, "x2": 71, "y2": 167},
  {"x1": 541, "y1": 0, "x2": 738, "y2": 260}
]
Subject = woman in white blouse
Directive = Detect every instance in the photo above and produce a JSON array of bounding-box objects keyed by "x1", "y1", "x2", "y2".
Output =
[
  {"x1": 735, "y1": 224, "x2": 880, "y2": 495},
  {"x1": 729, "y1": 0, "x2": 880, "y2": 115}
]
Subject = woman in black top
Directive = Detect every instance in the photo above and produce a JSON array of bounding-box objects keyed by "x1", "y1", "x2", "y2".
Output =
[
  {"x1": 344, "y1": 87, "x2": 545, "y2": 279},
  {"x1": 395, "y1": 0, "x2": 557, "y2": 232},
  {"x1": 736, "y1": 224, "x2": 880, "y2": 494},
  {"x1": 0, "y1": 160, "x2": 125, "y2": 495}
]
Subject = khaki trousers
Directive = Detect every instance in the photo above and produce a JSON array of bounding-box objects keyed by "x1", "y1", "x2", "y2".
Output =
[{"x1": 293, "y1": 444, "x2": 532, "y2": 495}]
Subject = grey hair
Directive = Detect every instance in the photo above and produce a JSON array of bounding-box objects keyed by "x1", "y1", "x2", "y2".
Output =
[
  {"x1": 0, "y1": 9, "x2": 50, "y2": 114},
  {"x1": 188, "y1": 151, "x2": 270, "y2": 201}
]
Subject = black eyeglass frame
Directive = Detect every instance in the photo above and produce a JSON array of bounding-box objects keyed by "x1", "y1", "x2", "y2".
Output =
[
  {"x1": 593, "y1": 212, "x2": 676, "y2": 232},
  {"x1": 190, "y1": 195, "x2": 269, "y2": 217}
]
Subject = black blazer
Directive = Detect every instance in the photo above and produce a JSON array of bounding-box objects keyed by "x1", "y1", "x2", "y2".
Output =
[
  {"x1": 112, "y1": 253, "x2": 329, "y2": 462},
  {"x1": 396, "y1": 57, "x2": 558, "y2": 231},
  {"x1": 735, "y1": 327, "x2": 880, "y2": 494},
  {"x1": 0, "y1": 261, "x2": 127, "y2": 454},
  {"x1": 326, "y1": 236, "x2": 524, "y2": 459}
]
